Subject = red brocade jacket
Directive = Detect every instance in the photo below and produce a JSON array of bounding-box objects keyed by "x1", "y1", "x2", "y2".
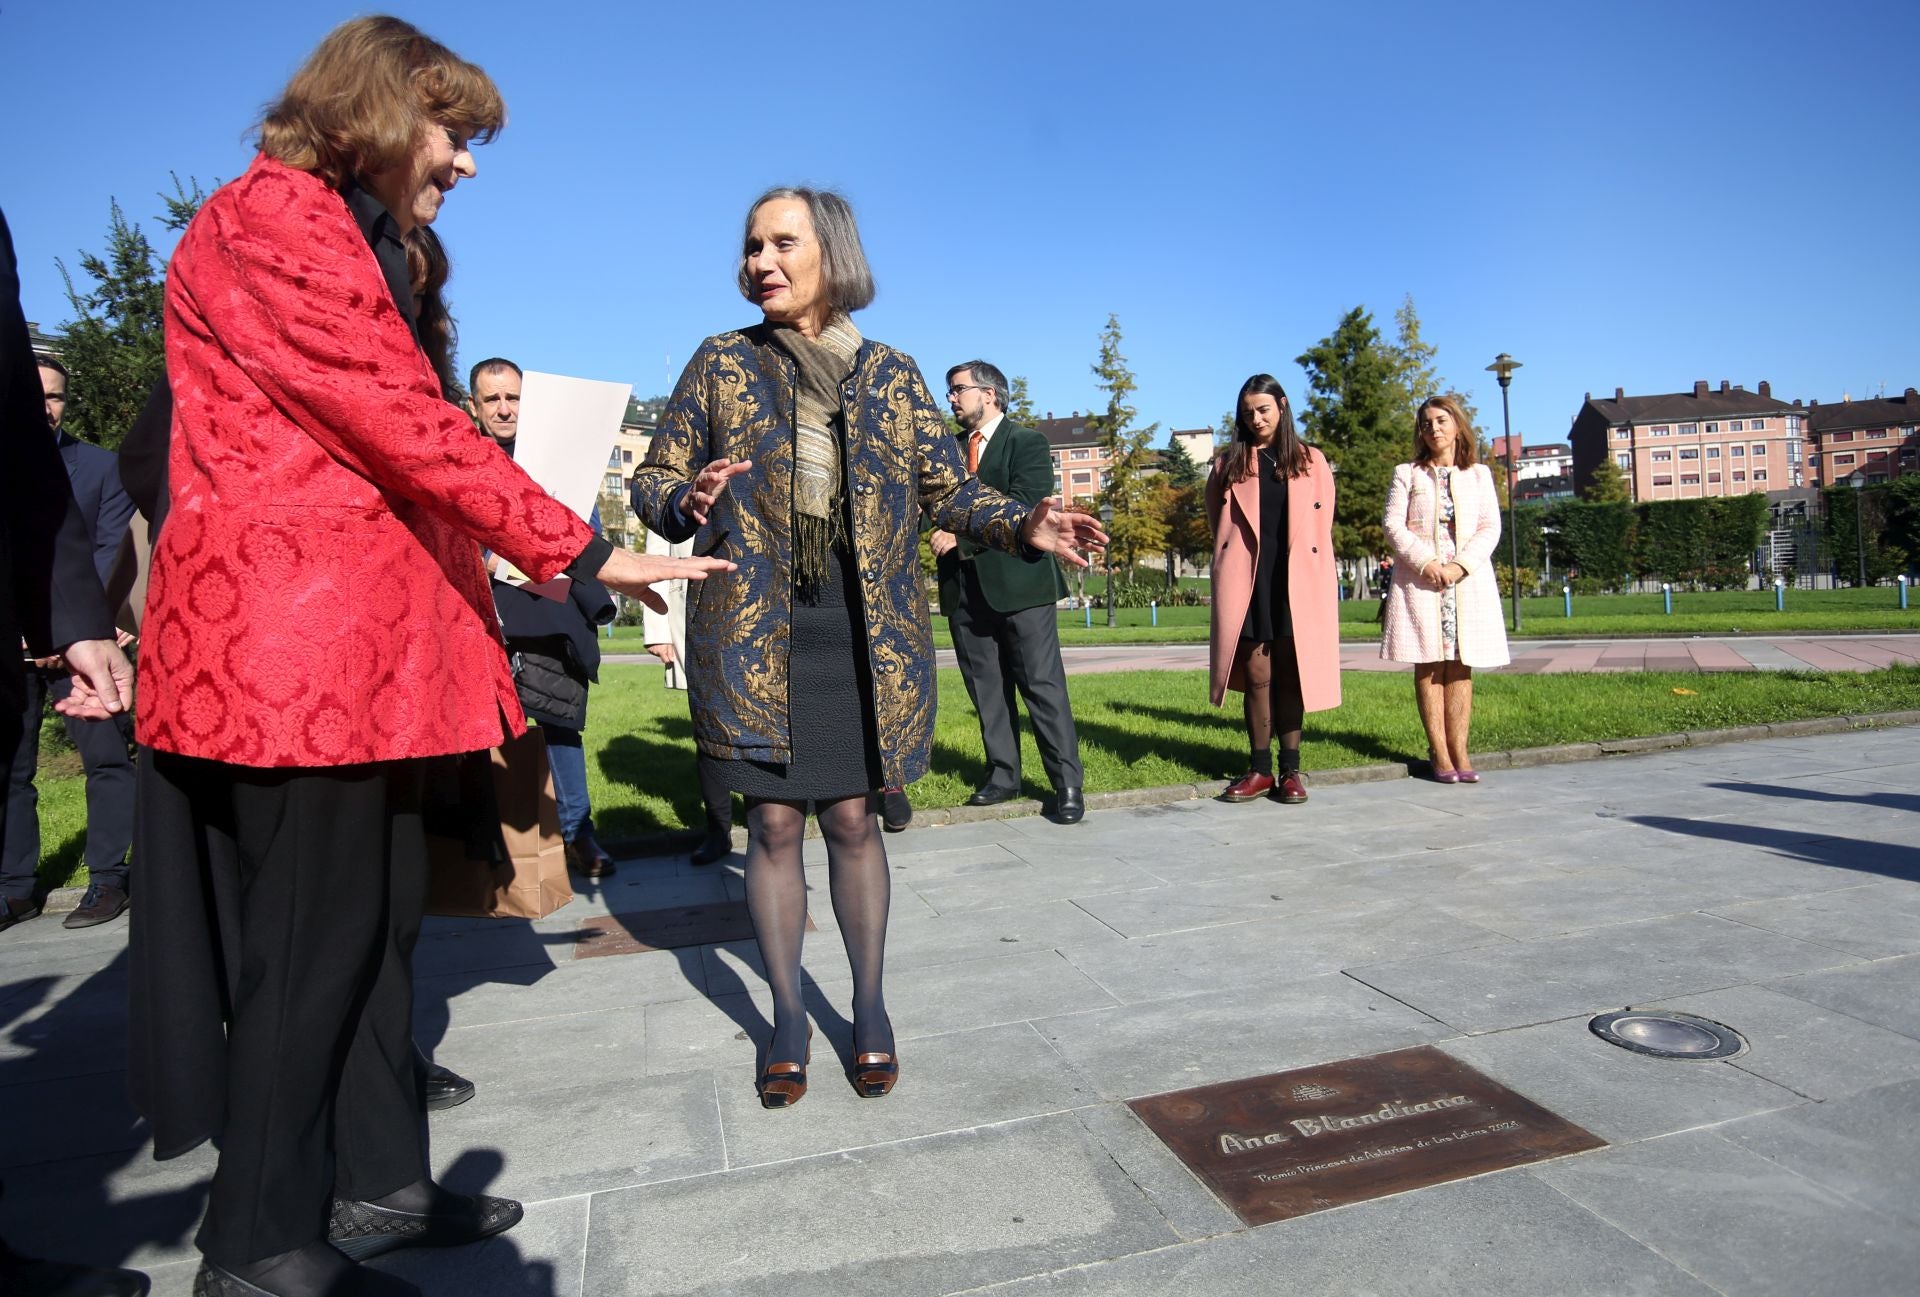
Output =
[{"x1": 140, "y1": 156, "x2": 591, "y2": 766}]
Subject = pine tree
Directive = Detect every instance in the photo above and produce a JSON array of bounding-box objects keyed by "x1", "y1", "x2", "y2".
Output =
[
  {"x1": 54, "y1": 176, "x2": 207, "y2": 449},
  {"x1": 1585, "y1": 455, "x2": 1631, "y2": 503},
  {"x1": 1158, "y1": 435, "x2": 1209, "y2": 585},
  {"x1": 1089, "y1": 314, "x2": 1165, "y2": 576},
  {"x1": 1296, "y1": 307, "x2": 1402, "y2": 561},
  {"x1": 1007, "y1": 375, "x2": 1039, "y2": 425}
]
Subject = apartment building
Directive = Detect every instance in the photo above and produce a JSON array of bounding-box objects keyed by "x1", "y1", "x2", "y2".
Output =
[
  {"x1": 1034, "y1": 411, "x2": 1110, "y2": 506},
  {"x1": 1568, "y1": 380, "x2": 1807, "y2": 501},
  {"x1": 1806, "y1": 388, "x2": 1918, "y2": 486}
]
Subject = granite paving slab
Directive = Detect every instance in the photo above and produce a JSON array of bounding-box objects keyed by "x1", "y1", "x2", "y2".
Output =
[
  {"x1": 416, "y1": 944, "x2": 708, "y2": 1037},
  {"x1": 966, "y1": 1170, "x2": 1716, "y2": 1296},
  {"x1": 426, "y1": 1068, "x2": 724, "y2": 1203},
  {"x1": 1534, "y1": 1126, "x2": 1920, "y2": 1296},
  {"x1": 581, "y1": 1114, "x2": 1181, "y2": 1297},
  {"x1": 0, "y1": 1140, "x2": 216, "y2": 1271},
  {"x1": 1034, "y1": 972, "x2": 1449, "y2": 1101},
  {"x1": 1712, "y1": 1077, "x2": 1920, "y2": 1226},
  {"x1": 1644, "y1": 985, "x2": 1920, "y2": 1102},
  {"x1": 1348, "y1": 912, "x2": 1861, "y2": 1034},
  {"x1": 1705, "y1": 880, "x2": 1920, "y2": 959},
  {"x1": 1766, "y1": 953, "x2": 1920, "y2": 1040},
  {"x1": 1437, "y1": 1014, "x2": 1806, "y2": 1143}
]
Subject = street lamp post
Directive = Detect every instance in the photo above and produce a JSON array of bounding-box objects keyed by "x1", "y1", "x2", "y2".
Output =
[
  {"x1": 1847, "y1": 470, "x2": 1867, "y2": 588},
  {"x1": 1485, "y1": 352, "x2": 1523, "y2": 631},
  {"x1": 1100, "y1": 499, "x2": 1115, "y2": 628}
]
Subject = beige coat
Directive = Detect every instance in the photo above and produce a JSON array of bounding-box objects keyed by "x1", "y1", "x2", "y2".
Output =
[
  {"x1": 1379, "y1": 462, "x2": 1512, "y2": 667},
  {"x1": 642, "y1": 529, "x2": 692, "y2": 691}
]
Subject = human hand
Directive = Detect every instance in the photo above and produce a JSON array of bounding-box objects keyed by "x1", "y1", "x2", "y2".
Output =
[
  {"x1": 929, "y1": 529, "x2": 957, "y2": 558},
  {"x1": 682, "y1": 458, "x2": 754, "y2": 526},
  {"x1": 1018, "y1": 498, "x2": 1108, "y2": 570},
  {"x1": 115, "y1": 629, "x2": 136, "y2": 648},
  {"x1": 595, "y1": 548, "x2": 736, "y2": 614},
  {"x1": 33, "y1": 653, "x2": 66, "y2": 670},
  {"x1": 646, "y1": 642, "x2": 678, "y2": 665},
  {"x1": 54, "y1": 639, "x2": 135, "y2": 718}
]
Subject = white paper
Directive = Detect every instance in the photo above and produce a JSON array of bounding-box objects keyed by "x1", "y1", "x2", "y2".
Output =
[{"x1": 512, "y1": 370, "x2": 634, "y2": 523}]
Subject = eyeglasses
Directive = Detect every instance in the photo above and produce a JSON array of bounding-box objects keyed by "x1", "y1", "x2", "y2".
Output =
[{"x1": 946, "y1": 384, "x2": 989, "y2": 397}]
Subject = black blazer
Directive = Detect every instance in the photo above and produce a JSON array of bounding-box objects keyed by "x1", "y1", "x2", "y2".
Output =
[
  {"x1": 0, "y1": 206, "x2": 112, "y2": 707},
  {"x1": 936, "y1": 419, "x2": 1069, "y2": 616},
  {"x1": 58, "y1": 431, "x2": 136, "y2": 587}
]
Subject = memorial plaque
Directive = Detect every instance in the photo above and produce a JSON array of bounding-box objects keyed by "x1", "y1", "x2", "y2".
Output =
[
  {"x1": 572, "y1": 903, "x2": 815, "y2": 960},
  {"x1": 1128, "y1": 1046, "x2": 1604, "y2": 1225}
]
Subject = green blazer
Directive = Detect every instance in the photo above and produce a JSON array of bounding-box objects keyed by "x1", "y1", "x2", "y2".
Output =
[{"x1": 937, "y1": 418, "x2": 1070, "y2": 615}]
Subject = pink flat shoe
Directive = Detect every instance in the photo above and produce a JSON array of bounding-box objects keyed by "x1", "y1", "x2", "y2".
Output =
[{"x1": 1457, "y1": 769, "x2": 1480, "y2": 783}]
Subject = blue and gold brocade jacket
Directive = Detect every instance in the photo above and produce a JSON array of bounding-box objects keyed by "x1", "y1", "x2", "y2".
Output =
[{"x1": 629, "y1": 325, "x2": 1032, "y2": 786}]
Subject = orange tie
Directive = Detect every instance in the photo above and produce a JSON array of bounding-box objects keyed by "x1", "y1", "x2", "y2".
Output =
[{"x1": 967, "y1": 431, "x2": 983, "y2": 474}]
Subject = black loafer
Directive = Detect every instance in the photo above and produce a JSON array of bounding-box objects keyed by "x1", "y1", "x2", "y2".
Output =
[
  {"x1": 1052, "y1": 787, "x2": 1085, "y2": 825},
  {"x1": 328, "y1": 1190, "x2": 522, "y2": 1263},
  {"x1": 689, "y1": 824, "x2": 733, "y2": 866},
  {"x1": 194, "y1": 1256, "x2": 420, "y2": 1296},
  {"x1": 880, "y1": 786, "x2": 912, "y2": 832},
  {"x1": 422, "y1": 1061, "x2": 475, "y2": 1112},
  {"x1": 965, "y1": 784, "x2": 1019, "y2": 807}
]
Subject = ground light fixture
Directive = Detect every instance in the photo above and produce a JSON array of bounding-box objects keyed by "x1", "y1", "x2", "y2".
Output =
[{"x1": 1589, "y1": 1009, "x2": 1747, "y2": 1060}]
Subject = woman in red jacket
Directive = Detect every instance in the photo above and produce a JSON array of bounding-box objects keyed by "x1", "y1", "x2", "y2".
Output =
[{"x1": 127, "y1": 19, "x2": 726, "y2": 1297}]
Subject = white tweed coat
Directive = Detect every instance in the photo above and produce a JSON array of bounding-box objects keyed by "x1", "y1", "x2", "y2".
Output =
[{"x1": 1379, "y1": 462, "x2": 1512, "y2": 668}]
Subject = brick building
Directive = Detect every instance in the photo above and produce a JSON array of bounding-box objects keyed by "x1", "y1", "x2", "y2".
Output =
[
  {"x1": 1568, "y1": 380, "x2": 1807, "y2": 501},
  {"x1": 1034, "y1": 411, "x2": 1110, "y2": 506},
  {"x1": 1805, "y1": 389, "x2": 1918, "y2": 487}
]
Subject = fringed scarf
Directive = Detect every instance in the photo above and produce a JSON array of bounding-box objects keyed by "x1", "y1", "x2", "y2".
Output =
[{"x1": 765, "y1": 313, "x2": 862, "y2": 595}]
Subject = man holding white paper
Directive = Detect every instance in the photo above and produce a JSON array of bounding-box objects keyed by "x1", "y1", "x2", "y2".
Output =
[{"x1": 469, "y1": 356, "x2": 619, "y2": 878}]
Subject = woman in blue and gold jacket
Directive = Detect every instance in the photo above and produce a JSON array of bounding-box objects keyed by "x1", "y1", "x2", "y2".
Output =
[{"x1": 631, "y1": 186, "x2": 1103, "y2": 1112}]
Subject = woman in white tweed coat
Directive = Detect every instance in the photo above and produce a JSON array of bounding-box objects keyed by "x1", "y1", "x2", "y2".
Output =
[{"x1": 1380, "y1": 395, "x2": 1510, "y2": 781}]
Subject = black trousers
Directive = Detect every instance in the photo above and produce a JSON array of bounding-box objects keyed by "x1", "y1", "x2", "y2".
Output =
[
  {"x1": 1, "y1": 667, "x2": 134, "y2": 899},
  {"x1": 948, "y1": 563, "x2": 1083, "y2": 793},
  {"x1": 134, "y1": 751, "x2": 429, "y2": 1266}
]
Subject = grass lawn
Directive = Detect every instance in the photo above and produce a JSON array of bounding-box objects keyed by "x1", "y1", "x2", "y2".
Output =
[
  {"x1": 611, "y1": 585, "x2": 1917, "y2": 649},
  {"x1": 35, "y1": 661, "x2": 1920, "y2": 888}
]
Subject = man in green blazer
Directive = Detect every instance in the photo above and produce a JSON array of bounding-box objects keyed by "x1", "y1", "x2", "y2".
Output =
[{"x1": 932, "y1": 361, "x2": 1085, "y2": 824}]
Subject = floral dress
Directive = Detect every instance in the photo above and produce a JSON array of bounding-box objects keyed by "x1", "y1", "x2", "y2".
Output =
[{"x1": 1435, "y1": 468, "x2": 1460, "y2": 660}]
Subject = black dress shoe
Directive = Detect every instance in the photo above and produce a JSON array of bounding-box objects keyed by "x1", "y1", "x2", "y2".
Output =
[
  {"x1": 194, "y1": 1254, "x2": 418, "y2": 1296},
  {"x1": 328, "y1": 1189, "x2": 522, "y2": 1263},
  {"x1": 1052, "y1": 787, "x2": 1086, "y2": 825},
  {"x1": 422, "y1": 1061, "x2": 475, "y2": 1112},
  {"x1": 0, "y1": 1237, "x2": 147, "y2": 1296},
  {"x1": 880, "y1": 786, "x2": 912, "y2": 832},
  {"x1": 689, "y1": 823, "x2": 733, "y2": 866},
  {"x1": 63, "y1": 882, "x2": 129, "y2": 929},
  {"x1": 966, "y1": 784, "x2": 1019, "y2": 807},
  {"x1": 0, "y1": 896, "x2": 41, "y2": 934}
]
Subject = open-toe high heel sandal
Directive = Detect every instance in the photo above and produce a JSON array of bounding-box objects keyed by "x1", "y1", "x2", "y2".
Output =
[{"x1": 757, "y1": 1027, "x2": 812, "y2": 1109}]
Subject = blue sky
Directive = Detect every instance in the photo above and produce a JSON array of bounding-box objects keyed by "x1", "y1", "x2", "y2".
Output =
[{"x1": 6, "y1": 1, "x2": 1915, "y2": 448}]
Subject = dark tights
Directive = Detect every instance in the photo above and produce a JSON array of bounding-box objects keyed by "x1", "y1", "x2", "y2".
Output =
[
  {"x1": 742, "y1": 794, "x2": 894, "y2": 1067},
  {"x1": 1240, "y1": 637, "x2": 1304, "y2": 774}
]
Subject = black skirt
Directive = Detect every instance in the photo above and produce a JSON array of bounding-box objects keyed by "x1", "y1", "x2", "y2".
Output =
[
  {"x1": 705, "y1": 537, "x2": 882, "y2": 804},
  {"x1": 1241, "y1": 450, "x2": 1293, "y2": 642}
]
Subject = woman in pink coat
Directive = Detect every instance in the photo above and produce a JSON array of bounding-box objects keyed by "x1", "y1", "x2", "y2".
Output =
[
  {"x1": 1206, "y1": 375, "x2": 1341, "y2": 804},
  {"x1": 1380, "y1": 394, "x2": 1511, "y2": 781}
]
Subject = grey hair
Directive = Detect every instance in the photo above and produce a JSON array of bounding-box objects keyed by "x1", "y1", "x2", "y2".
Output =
[
  {"x1": 737, "y1": 186, "x2": 876, "y2": 314},
  {"x1": 945, "y1": 359, "x2": 1009, "y2": 412}
]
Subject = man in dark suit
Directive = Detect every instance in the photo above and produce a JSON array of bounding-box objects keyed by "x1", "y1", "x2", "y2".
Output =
[
  {"x1": 2, "y1": 355, "x2": 137, "y2": 930},
  {"x1": 469, "y1": 356, "x2": 620, "y2": 877},
  {"x1": 0, "y1": 206, "x2": 145, "y2": 1295},
  {"x1": 932, "y1": 360, "x2": 1085, "y2": 825}
]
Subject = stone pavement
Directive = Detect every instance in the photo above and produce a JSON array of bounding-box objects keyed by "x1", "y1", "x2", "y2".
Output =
[
  {"x1": 3, "y1": 726, "x2": 1919, "y2": 1295},
  {"x1": 610, "y1": 631, "x2": 1920, "y2": 678}
]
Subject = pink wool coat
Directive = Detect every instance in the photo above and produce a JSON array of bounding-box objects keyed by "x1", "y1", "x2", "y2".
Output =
[
  {"x1": 1205, "y1": 447, "x2": 1342, "y2": 712},
  {"x1": 1379, "y1": 461, "x2": 1512, "y2": 668}
]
